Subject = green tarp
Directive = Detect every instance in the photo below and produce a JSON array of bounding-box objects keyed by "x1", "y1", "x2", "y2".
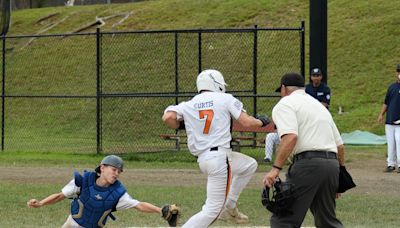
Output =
[{"x1": 341, "y1": 130, "x2": 387, "y2": 145}]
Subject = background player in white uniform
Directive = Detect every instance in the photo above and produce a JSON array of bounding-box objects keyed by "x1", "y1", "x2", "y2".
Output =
[
  {"x1": 162, "y1": 69, "x2": 269, "y2": 227},
  {"x1": 27, "y1": 155, "x2": 169, "y2": 227},
  {"x1": 264, "y1": 131, "x2": 280, "y2": 163}
]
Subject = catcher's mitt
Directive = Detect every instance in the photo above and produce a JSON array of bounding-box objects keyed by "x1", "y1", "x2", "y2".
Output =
[
  {"x1": 261, "y1": 178, "x2": 296, "y2": 216},
  {"x1": 161, "y1": 204, "x2": 181, "y2": 227}
]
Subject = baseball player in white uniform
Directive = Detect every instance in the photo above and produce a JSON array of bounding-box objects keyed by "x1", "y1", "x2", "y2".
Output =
[
  {"x1": 162, "y1": 69, "x2": 270, "y2": 227},
  {"x1": 264, "y1": 131, "x2": 280, "y2": 163}
]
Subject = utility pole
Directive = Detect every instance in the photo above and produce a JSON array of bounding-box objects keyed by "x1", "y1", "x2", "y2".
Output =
[{"x1": 309, "y1": 0, "x2": 328, "y2": 83}]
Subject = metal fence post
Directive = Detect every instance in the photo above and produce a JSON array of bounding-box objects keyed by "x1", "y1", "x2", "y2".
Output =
[
  {"x1": 198, "y1": 29, "x2": 202, "y2": 74},
  {"x1": 1, "y1": 36, "x2": 5, "y2": 151},
  {"x1": 174, "y1": 32, "x2": 180, "y2": 151},
  {"x1": 300, "y1": 21, "x2": 305, "y2": 77},
  {"x1": 96, "y1": 28, "x2": 103, "y2": 154},
  {"x1": 252, "y1": 25, "x2": 258, "y2": 147}
]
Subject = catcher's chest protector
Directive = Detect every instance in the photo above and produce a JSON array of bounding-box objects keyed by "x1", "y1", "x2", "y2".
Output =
[{"x1": 71, "y1": 171, "x2": 126, "y2": 228}]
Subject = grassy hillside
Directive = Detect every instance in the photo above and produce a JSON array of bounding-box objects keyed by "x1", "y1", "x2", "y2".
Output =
[{"x1": 7, "y1": 0, "x2": 400, "y2": 138}]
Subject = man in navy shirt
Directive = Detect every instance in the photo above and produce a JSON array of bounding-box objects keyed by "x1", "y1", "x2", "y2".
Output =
[
  {"x1": 305, "y1": 68, "x2": 331, "y2": 109},
  {"x1": 378, "y1": 64, "x2": 400, "y2": 173}
]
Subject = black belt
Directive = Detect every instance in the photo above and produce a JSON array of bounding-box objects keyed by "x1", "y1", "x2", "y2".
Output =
[
  {"x1": 293, "y1": 151, "x2": 337, "y2": 162},
  {"x1": 210, "y1": 147, "x2": 218, "y2": 151}
]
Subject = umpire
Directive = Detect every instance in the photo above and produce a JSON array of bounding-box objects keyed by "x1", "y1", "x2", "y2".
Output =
[{"x1": 263, "y1": 73, "x2": 345, "y2": 228}]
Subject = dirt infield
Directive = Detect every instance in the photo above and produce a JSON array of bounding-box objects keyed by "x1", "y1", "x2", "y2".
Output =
[{"x1": 0, "y1": 156, "x2": 398, "y2": 196}]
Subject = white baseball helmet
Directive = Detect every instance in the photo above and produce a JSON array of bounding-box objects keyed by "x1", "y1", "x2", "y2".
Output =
[{"x1": 196, "y1": 69, "x2": 227, "y2": 93}]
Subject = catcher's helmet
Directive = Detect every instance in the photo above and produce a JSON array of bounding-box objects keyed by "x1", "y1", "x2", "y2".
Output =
[
  {"x1": 95, "y1": 155, "x2": 124, "y2": 173},
  {"x1": 261, "y1": 178, "x2": 295, "y2": 216},
  {"x1": 196, "y1": 69, "x2": 227, "y2": 93}
]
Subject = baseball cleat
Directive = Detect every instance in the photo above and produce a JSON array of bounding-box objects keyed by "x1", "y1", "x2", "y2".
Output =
[
  {"x1": 384, "y1": 166, "x2": 395, "y2": 172},
  {"x1": 218, "y1": 207, "x2": 249, "y2": 224}
]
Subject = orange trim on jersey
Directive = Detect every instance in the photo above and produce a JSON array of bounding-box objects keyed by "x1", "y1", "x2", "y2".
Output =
[{"x1": 210, "y1": 157, "x2": 232, "y2": 225}]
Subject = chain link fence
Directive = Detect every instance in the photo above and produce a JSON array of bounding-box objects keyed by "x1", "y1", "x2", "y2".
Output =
[
  {"x1": 12, "y1": 0, "x2": 144, "y2": 9},
  {"x1": 0, "y1": 24, "x2": 305, "y2": 153}
]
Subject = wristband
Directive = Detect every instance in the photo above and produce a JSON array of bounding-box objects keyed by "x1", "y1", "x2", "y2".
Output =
[{"x1": 272, "y1": 165, "x2": 282, "y2": 170}]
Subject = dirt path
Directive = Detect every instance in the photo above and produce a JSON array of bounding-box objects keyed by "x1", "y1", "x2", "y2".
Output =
[{"x1": 1, "y1": 157, "x2": 398, "y2": 196}]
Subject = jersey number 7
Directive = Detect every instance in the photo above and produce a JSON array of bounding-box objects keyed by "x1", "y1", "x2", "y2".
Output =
[{"x1": 199, "y1": 109, "x2": 214, "y2": 134}]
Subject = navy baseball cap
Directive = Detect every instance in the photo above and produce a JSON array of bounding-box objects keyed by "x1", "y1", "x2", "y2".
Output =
[
  {"x1": 275, "y1": 73, "x2": 305, "y2": 92},
  {"x1": 311, "y1": 68, "x2": 322, "y2": 75}
]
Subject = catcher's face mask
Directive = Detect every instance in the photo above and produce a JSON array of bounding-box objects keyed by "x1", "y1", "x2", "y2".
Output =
[{"x1": 261, "y1": 178, "x2": 296, "y2": 216}]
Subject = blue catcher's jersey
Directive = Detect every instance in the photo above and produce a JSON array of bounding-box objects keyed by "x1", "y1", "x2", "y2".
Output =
[{"x1": 70, "y1": 171, "x2": 126, "y2": 228}]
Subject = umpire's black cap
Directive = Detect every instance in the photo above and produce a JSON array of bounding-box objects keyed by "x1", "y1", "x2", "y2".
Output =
[
  {"x1": 397, "y1": 64, "x2": 400, "y2": 72},
  {"x1": 275, "y1": 73, "x2": 305, "y2": 92}
]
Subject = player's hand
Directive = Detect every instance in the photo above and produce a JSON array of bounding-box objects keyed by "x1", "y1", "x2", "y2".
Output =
[
  {"x1": 27, "y1": 199, "x2": 43, "y2": 208},
  {"x1": 255, "y1": 115, "x2": 271, "y2": 127}
]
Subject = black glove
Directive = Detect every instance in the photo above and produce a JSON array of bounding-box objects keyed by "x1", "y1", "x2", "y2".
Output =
[
  {"x1": 337, "y1": 166, "x2": 356, "y2": 193},
  {"x1": 255, "y1": 115, "x2": 271, "y2": 127}
]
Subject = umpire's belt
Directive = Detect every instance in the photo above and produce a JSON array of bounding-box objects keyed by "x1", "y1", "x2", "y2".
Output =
[{"x1": 293, "y1": 151, "x2": 337, "y2": 162}]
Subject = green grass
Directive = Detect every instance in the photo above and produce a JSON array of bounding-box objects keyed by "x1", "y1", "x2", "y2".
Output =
[
  {"x1": 4, "y1": 183, "x2": 399, "y2": 227},
  {"x1": 0, "y1": 144, "x2": 388, "y2": 169},
  {"x1": 1, "y1": 146, "x2": 399, "y2": 227},
  {"x1": 4, "y1": 0, "x2": 398, "y2": 142},
  {"x1": 1, "y1": 1, "x2": 399, "y2": 227}
]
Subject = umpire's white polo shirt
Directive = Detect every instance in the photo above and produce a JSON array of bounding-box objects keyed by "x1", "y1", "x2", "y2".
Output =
[{"x1": 272, "y1": 89, "x2": 343, "y2": 156}]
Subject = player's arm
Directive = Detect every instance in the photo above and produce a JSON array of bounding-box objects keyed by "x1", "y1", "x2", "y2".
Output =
[
  {"x1": 337, "y1": 144, "x2": 345, "y2": 166},
  {"x1": 134, "y1": 202, "x2": 162, "y2": 214},
  {"x1": 320, "y1": 87, "x2": 330, "y2": 108},
  {"x1": 377, "y1": 104, "x2": 387, "y2": 123},
  {"x1": 27, "y1": 192, "x2": 65, "y2": 208},
  {"x1": 236, "y1": 111, "x2": 266, "y2": 128},
  {"x1": 162, "y1": 111, "x2": 181, "y2": 129}
]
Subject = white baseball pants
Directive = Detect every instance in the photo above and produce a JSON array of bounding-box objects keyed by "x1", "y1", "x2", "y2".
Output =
[
  {"x1": 264, "y1": 132, "x2": 280, "y2": 160},
  {"x1": 182, "y1": 148, "x2": 257, "y2": 228},
  {"x1": 385, "y1": 124, "x2": 400, "y2": 167}
]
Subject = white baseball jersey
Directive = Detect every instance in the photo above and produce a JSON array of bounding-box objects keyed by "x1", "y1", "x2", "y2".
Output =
[
  {"x1": 165, "y1": 91, "x2": 243, "y2": 156},
  {"x1": 272, "y1": 89, "x2": 343, "y2": 155},
  {"x1": 62, "y1": 179, "x2": 140, "y2": 210}
]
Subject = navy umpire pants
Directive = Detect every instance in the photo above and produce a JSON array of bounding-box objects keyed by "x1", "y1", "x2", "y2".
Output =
[{"x1": 270, "y1": 156, "x2": 344, "y2": 228}]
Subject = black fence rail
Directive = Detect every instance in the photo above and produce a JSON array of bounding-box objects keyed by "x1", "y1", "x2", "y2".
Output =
[{"x1": 0, "y1": 23, "x2": 305, "y2": 153}]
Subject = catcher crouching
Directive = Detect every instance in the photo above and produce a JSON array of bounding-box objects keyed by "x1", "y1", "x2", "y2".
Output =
[{"x1": 27, "y1": 155, "x2": 181, "y2": 227}]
